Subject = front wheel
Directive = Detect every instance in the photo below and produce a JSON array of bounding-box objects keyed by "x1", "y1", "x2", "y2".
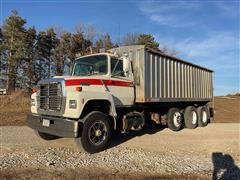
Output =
[
  {"x1": 75, "y1": 111, "x2": 111, "y2": 154},
  {"x1": 197, "y1": 106, "x2": 209, "y2": 127}
]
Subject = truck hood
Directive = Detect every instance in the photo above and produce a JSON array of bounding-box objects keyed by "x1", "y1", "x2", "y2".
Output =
[
  {"x1": 38, "y1": 76, "x2": 109, "y2": 86},
  {"x1": 52, "y1": 76, "x2": 133, "y2": 87}
]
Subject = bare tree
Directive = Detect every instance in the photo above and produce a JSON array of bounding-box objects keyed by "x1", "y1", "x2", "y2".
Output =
[
  {"x1": 122, "y1": 32, "x2": 139, "y2": 46},
  {"x1": 85, "y1": 24, "x2": 97, "y2": 43},
  {"x1": 75, "y1": 22, "x2": 97, "y2": 44},
  {"x1": 161, "y1": 45, "x2": 178, "y2": 56},
  {"x1": 75, "y1": 22, "x2": 85, "y2": 34}
]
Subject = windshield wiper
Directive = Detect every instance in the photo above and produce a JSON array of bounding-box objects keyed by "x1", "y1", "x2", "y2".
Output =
[{"x1": 111, "y1": 71, "x2": 124, "y2": 78}]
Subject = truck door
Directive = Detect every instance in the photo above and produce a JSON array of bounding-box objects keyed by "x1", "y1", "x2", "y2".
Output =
[{"x1": 108, "y1": 57, "x2": 134, "y2": 106}]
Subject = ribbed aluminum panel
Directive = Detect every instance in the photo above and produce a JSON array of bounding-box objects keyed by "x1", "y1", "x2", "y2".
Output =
[{"x1": 110, "y1": 45, "x2": 213, "y2": 103}]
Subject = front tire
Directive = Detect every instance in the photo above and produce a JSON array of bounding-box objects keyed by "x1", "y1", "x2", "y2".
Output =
[
  {"x1": 184, "y1": 106, "x2": 198, "y2": 129},
  {"x1": 167, "y1": 108, "x2": 183, "y2": 131},
  {"x1": 75, "y1": 111, "x2": 111, "y2": 154}
]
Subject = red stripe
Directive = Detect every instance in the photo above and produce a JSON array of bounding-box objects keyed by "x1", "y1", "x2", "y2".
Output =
[{"x1": 65, "y1": 79, "x2": 133, "y2": 87}]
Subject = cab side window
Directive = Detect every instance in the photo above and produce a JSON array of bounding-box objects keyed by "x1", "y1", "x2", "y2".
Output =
[{"x1": 111, "y1": 58, "x2": 125, "y2": 77}]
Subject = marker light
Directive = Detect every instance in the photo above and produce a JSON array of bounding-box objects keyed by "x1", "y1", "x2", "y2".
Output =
[
  {"x1": 32, "y1": 86, "x2": 39, "y2": 93},
  {"x1": 76, "y1": 87, "x2": 82, "y2": 92}
]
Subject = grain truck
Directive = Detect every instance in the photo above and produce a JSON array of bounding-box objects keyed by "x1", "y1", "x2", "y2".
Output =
[{"x1": 27, "y1": 45, "x2": 214, "y2": 153}]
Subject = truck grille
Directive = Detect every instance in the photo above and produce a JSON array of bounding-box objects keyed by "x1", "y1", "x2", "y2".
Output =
[{"x1": 39, "y1": 82, "x2": 63, "y2": 111}]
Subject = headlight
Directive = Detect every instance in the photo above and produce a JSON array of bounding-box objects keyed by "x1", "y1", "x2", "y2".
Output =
[
  {"x1": 69, "y1": 100, "x2": 77, "y2": 109},
  {"x1": 31, "y1": 99, "x2": 35, "y2": 106}
]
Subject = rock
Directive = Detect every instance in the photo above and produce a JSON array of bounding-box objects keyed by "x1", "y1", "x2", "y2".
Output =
[{"x1": 46, "y1": 162, "x2": 54, "y2": 166}]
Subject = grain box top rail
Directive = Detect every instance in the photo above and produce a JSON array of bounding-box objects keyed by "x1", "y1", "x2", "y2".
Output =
[{"x1": 145, "y1": 47, "x2": 214, "y2": 73}]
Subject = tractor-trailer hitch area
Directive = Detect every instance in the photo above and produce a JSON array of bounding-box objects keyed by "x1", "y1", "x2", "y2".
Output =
[{"x1": 26, "y1": 114, "x2": 79, "y2": 138}]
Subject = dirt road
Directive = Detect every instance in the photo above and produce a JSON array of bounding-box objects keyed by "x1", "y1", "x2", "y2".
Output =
[{"x1": 1, "y1": 123, "x2": 240, "y2": 179}]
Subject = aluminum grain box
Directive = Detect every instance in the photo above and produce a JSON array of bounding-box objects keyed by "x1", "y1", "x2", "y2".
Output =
[{"x1": 110, "y1": 45, "x2": 213, "y2": 103}]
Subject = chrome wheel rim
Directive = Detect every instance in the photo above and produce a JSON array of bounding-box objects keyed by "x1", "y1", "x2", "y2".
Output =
[
  {"x1": 192, "y1": 111, "x2": 197, "y2": 124},
  {"x1": 202, "y1": 111, "x2": 207, "y2": 123},
  {"x1": 88, "y1": 121, "x2": 107, "y2": 146},
  {"x1": 173, "y1": 112, "x2": 181, "y2": 127}
]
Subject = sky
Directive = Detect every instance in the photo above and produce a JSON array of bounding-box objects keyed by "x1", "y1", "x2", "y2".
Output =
[{"x1": 0, "y1": 0, "x2": 239, "y2": 95}]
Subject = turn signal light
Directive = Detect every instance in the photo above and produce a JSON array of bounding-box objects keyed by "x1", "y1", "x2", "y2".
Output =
[
  {"x1": 76, "y1": 87, "x2": 82, "y2": 92},
  {"x1": 32, "y1": 86, "x2": 39, "y2": 93}
]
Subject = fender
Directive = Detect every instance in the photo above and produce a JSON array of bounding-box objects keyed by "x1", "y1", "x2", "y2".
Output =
[
  {"x1": 106, "y1": 90, "x2": 117, "y2": 130},
  {"x1": 77, "y1": 90, "x2": 117, "y2": 130}
]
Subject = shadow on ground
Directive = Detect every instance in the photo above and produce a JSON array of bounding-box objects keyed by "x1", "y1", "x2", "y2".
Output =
[
  {"x1": 108, "y1": 123, "x2": 166, "y2": 150},
  {"x1": 212, "y1": 152, "x2": 240, "y2": 180}
]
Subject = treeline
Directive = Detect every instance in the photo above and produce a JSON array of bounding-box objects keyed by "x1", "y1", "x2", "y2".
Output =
[{"x1": 0, "y1": 10, "x2": 175, "y2": 94}]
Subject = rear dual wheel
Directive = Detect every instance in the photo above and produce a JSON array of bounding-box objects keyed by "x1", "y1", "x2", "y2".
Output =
[
  {"x1": 167, "y1": 108, "x2": 183, "y2": 131},
  {"x1": 167, "y1": 106, "x2": 198, "y2": 131},
  {"x1": 197, "y1": 106, "x2": 209, "y2": 127},
  {"x1": 184, "y1": 106, "x2": 198, "y2": 129},
  {"x1": 167, "y1": 105, "x2": 209, "y2": 131}
]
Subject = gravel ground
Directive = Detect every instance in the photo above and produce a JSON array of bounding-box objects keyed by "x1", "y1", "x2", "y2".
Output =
[
  {"x1": 0, "y1": 146, "x2": 211, "y2": 175},
  {"x1": 0, "y1": 123, "x2": 240, "y2": 179}
]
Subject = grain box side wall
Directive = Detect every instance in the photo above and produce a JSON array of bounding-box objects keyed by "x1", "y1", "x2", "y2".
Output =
[
  {"x1": 109, "y1": 45, "x2": 213, "y2": 103},
  {"x1": 144, "y1": 50, "x2": 213, "y2": 102}
]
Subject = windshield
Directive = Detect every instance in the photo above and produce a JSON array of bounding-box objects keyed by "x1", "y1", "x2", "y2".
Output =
[{"x1": 72, "y1": 55, "x2": 108, "y2": 76}]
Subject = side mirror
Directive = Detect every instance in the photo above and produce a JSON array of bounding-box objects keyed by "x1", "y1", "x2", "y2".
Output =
[
  {"x1": 123, "y1": 58, "x2": 132, "y2": 78},
  {"x1": 123, "y1": 58, "x2": 130, "y2": 73}
]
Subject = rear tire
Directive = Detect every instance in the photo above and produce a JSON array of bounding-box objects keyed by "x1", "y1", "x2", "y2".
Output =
[
  {"x1": 197, "y1": 106, "x2": 209, "y2": 127},
  {"x1": 75, "y1": 111, "x2": 111, "y2": 154},
  {"x1": 204, "y1": 104, "x2": 211, "y2": 121},
  {"x1": 167, "y1": 108, "x2": 183, "y2": 131},
  {"x1": 184, "y1": 106, "x2": 198, "y2": 129},
  {"x1": 35, "y1": 131, "x2": 60, "y2": 140}
]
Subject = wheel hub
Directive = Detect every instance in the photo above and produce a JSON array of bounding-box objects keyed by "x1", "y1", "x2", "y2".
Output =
[
  {"x1": 192, "y1": 111, "x2": 197, "y2": 124},
  {"x1": 173, "y1": 112, "x2": 181, "y2": 127},
  {"x1": 95, "y1": 129, "x2": 102, "y2": 137},
  {"x1": 88, "y1": 121, "x2": 107, "y2": 146},
  {"x1": 202, "y1": 111, "x2": 207, "y2": 123}
]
